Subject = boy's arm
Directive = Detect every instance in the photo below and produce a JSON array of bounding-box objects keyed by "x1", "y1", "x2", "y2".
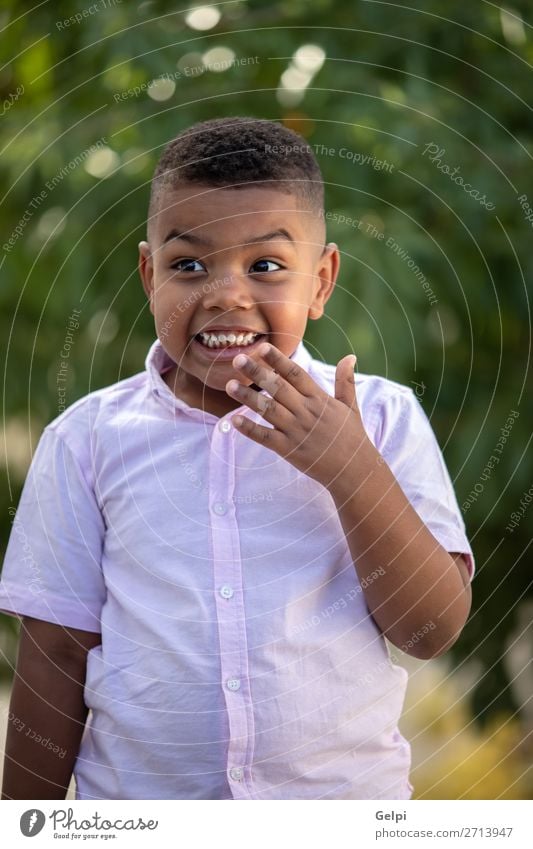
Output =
[
  {"x1": 329, "y1": 461, "x2": 472, "y2": 660},
  {"x1": 226, "y1": 344, "x2": 473, "y2": 661},
  {"x1": 2, "y1": 616, "x2": 101, "y2": 800}
]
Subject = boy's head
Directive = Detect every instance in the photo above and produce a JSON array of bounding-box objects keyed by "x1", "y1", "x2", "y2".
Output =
[
  {"x1": 138, "y1": 116, "x2": 340, "y2": 414},
  {"x1": 146, "y1": 116, "x2": 325, "y2": 235}
]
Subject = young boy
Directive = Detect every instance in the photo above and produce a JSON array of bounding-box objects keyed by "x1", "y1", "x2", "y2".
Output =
[{"x1": 0, "y1": 117, "x2": 474, "y2": 801}]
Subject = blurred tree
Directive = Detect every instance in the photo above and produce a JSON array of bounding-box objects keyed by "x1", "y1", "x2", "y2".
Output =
[{"x1": 0, "y1": 0, "x2": 531, "y2": 751}]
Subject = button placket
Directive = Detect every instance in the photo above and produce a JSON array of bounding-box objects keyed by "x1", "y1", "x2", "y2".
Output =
[{"x1": 209, "y1": 424, "x2": 255, "y2": 798}]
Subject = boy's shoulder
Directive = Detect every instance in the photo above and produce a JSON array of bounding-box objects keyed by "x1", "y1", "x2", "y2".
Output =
[
  {"x1": 45, "y1": 367, "x2": 149, "y2": 455},
  {"x1": 308, "y1": 354, "x2": 415, "y2": 411},
  {"x1": 308, "y1": 353, "x2": 421, "y2": 448}
]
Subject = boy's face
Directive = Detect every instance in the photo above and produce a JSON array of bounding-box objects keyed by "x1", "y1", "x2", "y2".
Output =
[{"x1": 138, "y1": 182, "x2": 339, "y2": 414}]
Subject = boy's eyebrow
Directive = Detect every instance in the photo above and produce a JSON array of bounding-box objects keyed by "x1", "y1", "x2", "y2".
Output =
[{"x1": 162, "y1": 228, "x2": 295, "y2": 247}]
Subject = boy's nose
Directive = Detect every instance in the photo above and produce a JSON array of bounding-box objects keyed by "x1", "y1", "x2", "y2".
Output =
[{"x1": 201, "y1": 273, "x2": 253, "y2": 310}]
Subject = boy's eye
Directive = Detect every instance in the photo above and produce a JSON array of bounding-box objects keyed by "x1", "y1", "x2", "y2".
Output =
[
  {"x1": 171, "y1": 258, "x2": 205, "y2": 273},
  {"x1": 250, "y1": 259, "x2": 283, "y2": 273}
]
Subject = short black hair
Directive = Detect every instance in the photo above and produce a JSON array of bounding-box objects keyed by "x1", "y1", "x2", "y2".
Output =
[{"x1": 148, "y1": 116, "x2": 324, "y2": 233}]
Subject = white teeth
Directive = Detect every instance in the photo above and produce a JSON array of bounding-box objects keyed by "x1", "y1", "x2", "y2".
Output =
[{"x1": 198, "y1": 331, "x2": 261, "y2": 348}]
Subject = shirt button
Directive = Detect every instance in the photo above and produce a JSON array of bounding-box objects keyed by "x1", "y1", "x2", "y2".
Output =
[
  {"x1": 226, "y1": 678, "x2": 241, "y2": 691},
  {"x1": 229, "y1": 767, "x2": 244, "y2": 781},
  {"x1": 219, "y1": 585, "x2": 234, "y2": 599},
  {"x1": 219, "y1": 420, "x2": 232, "y2": 433},
  {"x1": 213, "y1": 502, "x2": 228, "y2": 516}
]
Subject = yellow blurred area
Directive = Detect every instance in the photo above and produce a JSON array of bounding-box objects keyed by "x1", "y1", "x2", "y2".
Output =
[{"x1": 396, "y1": 652, "x2": 533, "y2": 800}]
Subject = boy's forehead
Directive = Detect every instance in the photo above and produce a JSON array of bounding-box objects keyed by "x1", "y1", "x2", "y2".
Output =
[{"x1": 152, "y1": 182, "x2": 321, "y2": 244}]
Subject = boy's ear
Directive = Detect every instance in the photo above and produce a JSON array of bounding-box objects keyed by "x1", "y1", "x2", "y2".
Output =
[
  {"x1": 138, "y1": 241, "x2": 154, "y2": 315},
  {"x1": 308, "y1": 242, "x2": 340, "y2": 320}
]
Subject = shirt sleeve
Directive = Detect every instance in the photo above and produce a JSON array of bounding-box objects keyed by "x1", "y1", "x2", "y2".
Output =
[
  {"x1": 371, "y1": 387, "x2": 475, "y2": 582},
  {"x1": 0, "y1": 426, "x2": 106, "y2": 631}
]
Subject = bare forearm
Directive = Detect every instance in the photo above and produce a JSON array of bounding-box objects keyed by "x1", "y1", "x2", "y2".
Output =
[
  {"x1": 2, "y1": 657, "x2": 89, "y2": 800},
  {"x1": 330, "y1": 436, "x2": 470, "y2": 658}
]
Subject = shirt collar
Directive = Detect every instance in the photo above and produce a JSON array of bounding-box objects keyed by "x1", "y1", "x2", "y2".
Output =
[{"x1": 145, "y1": 337, "x2": 314, "y2": 416}]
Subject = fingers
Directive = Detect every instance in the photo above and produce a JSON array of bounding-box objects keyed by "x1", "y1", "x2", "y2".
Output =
[
  {"x1": 334, "y1": 354, "x2": 358, "y2": 410},
  {"x1": 230, "y1": 345, "x2": 306, "y2": 414},
  {"x1": 230, "y1": 412, "x2": 283, "y2": 450},
  {"x1": 226, "y1": 379, "x2": 292, "y2": 429},
  {"x1": 254, "y1": 343, "x2": 317, "y2": 396}
]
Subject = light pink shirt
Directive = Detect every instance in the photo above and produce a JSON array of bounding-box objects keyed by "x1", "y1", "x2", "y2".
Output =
[{"x1": 0, "y1": 339, "x2": 474, "y2": 800}]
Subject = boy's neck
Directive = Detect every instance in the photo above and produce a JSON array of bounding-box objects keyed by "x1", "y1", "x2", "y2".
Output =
[{"x1": 161, "y1": 365, "x2": 256, "y2": 418}]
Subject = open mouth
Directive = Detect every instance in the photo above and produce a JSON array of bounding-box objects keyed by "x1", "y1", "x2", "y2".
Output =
[
  {"x1": 193, "y1": 332, "x2": 268, "y2": 362},
  {"x1": 194, "y1": 331, "x2": 268, "y2": 350}
]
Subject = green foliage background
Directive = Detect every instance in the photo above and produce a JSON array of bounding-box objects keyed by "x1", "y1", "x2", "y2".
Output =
[{"x1": 0, "y1": 0, "x2": 532, "y2": 791}]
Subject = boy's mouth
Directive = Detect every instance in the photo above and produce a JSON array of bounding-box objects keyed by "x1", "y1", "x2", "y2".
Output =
[
  {"x1": 195, "y1": 330, "x2": 267, "y2": 349},
  {"x1": 191, "y1": 329, "x2": 269, "y2": 362}
]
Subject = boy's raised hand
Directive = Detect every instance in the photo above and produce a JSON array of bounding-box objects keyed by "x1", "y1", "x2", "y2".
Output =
[{"x1": 226, "y1": 342, "x2": 369, "y2": 493}]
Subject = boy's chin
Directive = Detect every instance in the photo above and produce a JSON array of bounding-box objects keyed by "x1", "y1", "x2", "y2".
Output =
[{"x1": 203, "y1": 373, "x2": 252, "y2": 393}]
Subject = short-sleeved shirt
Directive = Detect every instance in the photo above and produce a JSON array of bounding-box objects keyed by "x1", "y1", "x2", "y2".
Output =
[{"x1": 0, "y1": 339, "x2": 474, "y2": 800}]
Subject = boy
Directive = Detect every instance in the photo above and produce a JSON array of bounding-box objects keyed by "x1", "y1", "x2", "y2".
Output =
[{"x1": 0, "y1": 117, "x2": 474, "y2": 800}]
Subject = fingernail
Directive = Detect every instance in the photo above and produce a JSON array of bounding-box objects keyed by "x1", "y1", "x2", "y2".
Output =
[{"x1": 233, "y1": 354, "x2": 248, "y2": 368}]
